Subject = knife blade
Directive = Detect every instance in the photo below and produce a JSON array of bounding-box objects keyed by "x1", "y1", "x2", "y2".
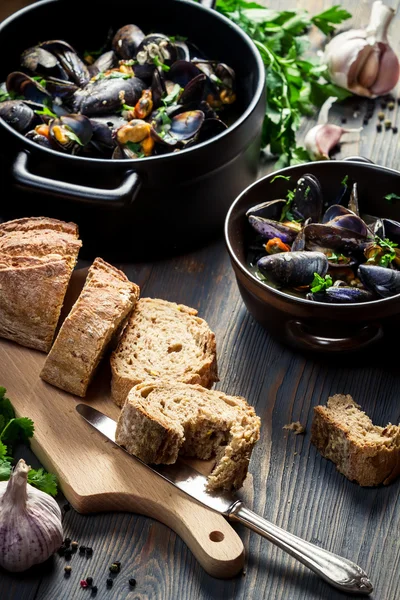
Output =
[{"x1": 76, "y1": 403, "x2": 373, "y2": 595}]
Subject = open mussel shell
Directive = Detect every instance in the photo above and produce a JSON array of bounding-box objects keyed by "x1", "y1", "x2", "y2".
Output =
[
  {"x1": 175, "y1": 40, "x2": 190, "y2": 62},
  {"x1": 89, "y1": 50, "x2": 117, "y2": 77},
  {"x1": 21, "y1": 46, "x2": 68, "y2": 80},
  {"x1": 169, "y1": 60, "x2": 203, "y2": 87},
  {"x1": 73, "y1": 76, "x2": 145, "y2": 116},
  {"x1": 322, "y1": 204, "x2": 354, "y2": 223},
  {"x1": 304, "y1": 223, "x2": 370, "y2": 254},
  {"x1": 169, "y1": 110, "x2": 205, "y2": 140},
  {"x1": 25, "y1": 130, "x2": 53, "y2": 148},
  {"x1": 179, "y1": 73, "x2": 207, "y2": 105},
  {"x1": 248, "y1": 216, "x2": 300, "y2": 244},
  {"x1": 308, "y1": 287, "x2": 375, "y2": 303},
  {"x1": 348, "y1": 182, "x2": 359, "y2": 216},
  {"x1": 196, "y1": 118, "x2": 227, "y2": 143},
  {"x1": 257, "y1": 251, "x2": 328, "y2": 287},
  {"x1": 39, "y1": 40, "x2": 90, "y2": 87},
  {"x1": 134, "y1": 34, "x2": 177, "y2": 79},
  {"x1": 112, "y1": 24, "x2": 145, "y2": 60},
  {"x1": 49, "y1": 113, "x2": 92, "y2": 151},
  {"x1": 374, "y1": 218, "x2": 400, "y2": 244},
  {"x1": 293, "y1": 173, "x2": 323, "y2": 223},
  {"x1": 327, "y1": 214, "x2": 373, "y2": 239},
  {"x1": 358, "y1": 264, "x2": 400, "y2": 298},
  {"x1": 6, "y1": 71, "x2": 52, "y2": 105},
  {"x1": 246, "y1": 199, "x2": 286, "y2": 220},
  {"x1": 0, "y1": 100, "x2": 36, "y2": 133},
  {"x1": 151, "y1": 68, "x2": 167, "y2": 109},
  {"x1": 45, "y1": 77, "x2": 78, "y2": 100}
]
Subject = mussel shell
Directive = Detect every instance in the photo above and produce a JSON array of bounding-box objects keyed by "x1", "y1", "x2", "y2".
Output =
[
  {"x1": 0, "y1": 100, "x2": 36, "y2": 133},
  {"x1": 90, "y1": 50, "x2": 117, "y2": 76},
  {"x1": 304, "y1": 223, "x2": 369, "y2": 253},
  {"x1": 293, "y1": 173, "x2": 323, "y2": 223},
  {"x1": 358, "y1": 264, "x2": 400, "y2": 298},
  {"x1": 214, "y1": 63, "x2": 235, "y2": 89},
  {"x1": 135, "y1": 34, "x2": 177, "y2": 65},
  {"x1": 89, "y1": 118, "x2": 116, "y2": 148},
  {"x1": 348, "y1": 182, "x2": 359, "y2": 216},
  {"x1": 179, "y1": 73, "x2": 207, "y2": 105},
  {"x1": 374, "y1": 218, "x2": 400, "y2": 244},
  {"x1": 25, "y1": 130, "x2": 53, "y2": 148},
  {"x1": 175, "y1": 40, "x2": 190, "y2": 62},
  {"x1": 169, "y1": 110, "x2": 205, "y2": 140},
  {"x1": 151, "y1": 68, "x2": 167, "y2": 109},
  {"x1": 328, "y1": 214, "x2": 373, "y2": 239},
  {"x1": 112, "y1": 24, "x2": 145, "y2": 60},
  {"x1": 49, "y1": 113, "x2": 93, "y2": 150},
  {"x1": 248, "y1": 216, "x2": 301, "y2": 244},
  {"x1": 257, "y1": 251, "x2": 328, "y2": 287},
  {"x1": 45, "y1": 77, "x2": 78, "y2": 100},
  {"x1": 322, "y1": 204, "x2": 354, "y2": 224},
  {"x1": 246, "y1": 199, "x2": 286, "y2": 220},
  {"x1": 6, "y1": 71, "x2": 52, "y2": 105},
  {"x1": 39, "y1": 40, "x2": 90, "y2": 87},
  {"x1": 169, "y1": 60, "x2": 202, "y2": 87},
  {"x1": 196, "y1": 117, "x2": 227, "y2": 143},
  {"x1": 21, "y1": 46, "x2": 68, "y2": 80},
  {"x1": 307, "y1": 287, "x2": 375, "y2": 303},
  {"x1": 73, "y1": 76, "x2": 145, "y2": 116}
]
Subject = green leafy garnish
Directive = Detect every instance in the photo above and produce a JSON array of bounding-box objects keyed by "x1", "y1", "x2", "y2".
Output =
[
  {"x1": 27, "y1": 468, "x2": 58, "y2": 497},
  {"x1": 216, "y1": 0, "x2": 352, "y2": 167},
  {"x1": 279, "y1": 188, "x2": 298, "y2": 222},
  {"x1": 64, "y1": 127, "x2": 84, "y2": 146},
  {"x1": 122, "y1": 103, "x2": 136, "y2": 111},
  {"x1": 34, "y1": 105, "x2": 57, "y2": 118},
  {"x1": 372, "y1": 235, "x2": 398, "y2": 267},
  {"x1": 326, "y1": 252, "x2": 348, "y2": 263},
  {"x1": 32, "y1": 75, "x2": 47, "y2": 88},
  {"x1": 310, "y1": 273, "x2": 333, "y2": 293},
  {"x1": 270, "y1": 174, "x2": 291, "y2": 183},
  {"x1": 341, "y1": 175, "x2": 349, "y2": 186},
  {"x1": 0, "y1": 388, "x2": 58, "y2": 496},
  {"x1": 162, "y1": 83, "x2": 182, "y2": 106},
  {"x1": 126, "y1": 141, "x2": 146, "y2": 158},
  {"x1": 384, "y1": 192, "x2": 400, "y2": 203},
  {"x1": 153, "y1": 56, "x2": 170, "y2": 72},
  {"x1": 169, "y1": 35, "x2": 188, "y2": 42},
  {"x1": 311, "y1": 5, "x2": 352, "y2": 35}
]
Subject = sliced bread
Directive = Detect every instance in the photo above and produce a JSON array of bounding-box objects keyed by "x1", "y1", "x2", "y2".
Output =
[
  {"x1": 311, "y1": 394, "x2": 400, "y2": 486},
  {"x1": 110, "y1": 298, "x2": 219, "y2": 407},
  {"x1": 40, "y1": 258, "x2": 140, "y2": 396},
  {"x1": 0, "y1": 217, "x2": 82, "y2": 351},
  {"x1": 115, "y1": 380, "x2": 261, "y2": 491}
]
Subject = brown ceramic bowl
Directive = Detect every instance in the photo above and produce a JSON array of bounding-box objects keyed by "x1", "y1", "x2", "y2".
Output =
[{"x1": 224, "y1": 157, "x2": 400, "y2": 353}]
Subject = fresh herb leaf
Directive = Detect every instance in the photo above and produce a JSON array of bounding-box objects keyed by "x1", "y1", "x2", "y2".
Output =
[
  {"x1": 280, "y1": 188, "x2": 296, "y2": 221},
  {"x1": 341, "y1": 175, "x2": 349, "y2": 186},
  {"x1": 64, "y1": 127, "x2": 84, "y2": 146},
  {"x1": 375, "y1": 236, "x2": 398, "y2": 252},
  {"x1": 162, "y1": 83, "x2": 182, "y2": 106},
  {"x1": 122, "y1": 103, "x2": 136, "y2": 111},
  {"x1": 310, "y1": 273, "x2": 333, "y2": 293},
  {"x1": 0, "y1": 417, "x2": 34, "y2": 450},
  {"x1": 27, "y1": 468, "x2": 58, "y2": 497},
  {"x1": 270, "y1": 174, "x2": 291, "y2": 182},
  {"x1": 153, "y1": 56, "x2": 170, "y2": 72},
  {"x1": 32, "y1": 75, "x2": 47, "y2": 88},
  {"x1": 311, "y1": 5, "x2": 352, "y2": 36},
  {"x1": 34, "y1": 105, "x2": 57, "y2": 118},
  {"x1": 384, "y1": 192, "x2": 400, "y2": 203},
  {"x1": 0, "y1": 387, "x2": 15, "y2": 433},
  {"x1": 0, "y1": 459, "x2": 11, "y2": 481},
  {"x1": 126, "y1": 141, "x2": 146, "y2": 157}
]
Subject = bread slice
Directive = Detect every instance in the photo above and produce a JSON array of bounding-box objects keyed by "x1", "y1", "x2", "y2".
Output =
[
  {"x1": 0, "y1": 217, "x2": 82, "y2": 352},
  {"x1": 115, "y1": 381, "x2": 261, "y2": 491},
  {"x1": 40, "y1": 257, "x2": 140, "y2": 396},
  {"x1": 311, "y1": 394, "x2": 400, "y2": 486},
  {"x1": 110, "y1": 298, "x2": 219, "y2": 407}
]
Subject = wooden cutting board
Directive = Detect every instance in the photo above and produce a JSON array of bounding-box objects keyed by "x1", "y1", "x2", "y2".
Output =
[{"x1": 0, "y1": 271, "x2": 245, "y2": 579}]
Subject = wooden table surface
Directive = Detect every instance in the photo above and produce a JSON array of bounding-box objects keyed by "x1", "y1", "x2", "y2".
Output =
[{"x1": 1, "y1": 1, "x2": 400, "y2": 599}]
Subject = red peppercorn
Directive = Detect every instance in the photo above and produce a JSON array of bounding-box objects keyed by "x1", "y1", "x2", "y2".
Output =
[{"x1": 80, "y1": 580, "x2": 88, "y2": 588}]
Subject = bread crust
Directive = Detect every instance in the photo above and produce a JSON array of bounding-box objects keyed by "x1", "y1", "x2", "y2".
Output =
[
  {"x1": 40, "y1": 258, "x2": 140, "y2": 396},
  {"x1": 311, "y1": 394, "x2": 400, "y2": 486},
  {"x1": 115, "y1": 381, "x2": 261, "y2": 491},
  {"x1": 0, "y1": 216, "x2": 79, "y2": 238},
  {"x1": 110, "y1": 298, "x2": 219, "y2": 407}
]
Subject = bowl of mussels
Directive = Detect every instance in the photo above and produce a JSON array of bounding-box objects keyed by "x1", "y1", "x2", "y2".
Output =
[
  {"x1": 225, "y1": 157, "x2": 400, "y2": 353},
  {"x1": 0, "y1": 0, "x2": 265, "y2": 259}
]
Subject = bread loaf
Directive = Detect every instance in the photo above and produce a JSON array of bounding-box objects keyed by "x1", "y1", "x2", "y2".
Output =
[
  {"x1": 40, "y1": 257, "x2": 140, "y2": 397},
  {"x1": 311, "y1": 394, "x2": 400, "y2": 486},
  {"x1": 110, "y1": 298, "x2": 219, "y2": 407},
  {"x1": 115, "y1": 380, "x2": 261, "y2": 491},
  {"x1": 0, "y1": 217, "x2": 81, "y2": 351}
]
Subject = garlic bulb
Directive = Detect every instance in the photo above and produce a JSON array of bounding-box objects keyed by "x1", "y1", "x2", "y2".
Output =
[
  {"x1": 0, "y1": 459, "x2": 63, "y2": 572},
  {"x1": 305, "y1": 97, "x2": 362, "y2": 160},
  {"x1": 323, "y1": 1, "x2": 400, "y2": 98}
]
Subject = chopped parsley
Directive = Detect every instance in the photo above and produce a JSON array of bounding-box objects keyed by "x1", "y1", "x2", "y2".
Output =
[
  {"x1": 162, "y1": 83, "x2": 182, "y2": 106},
  {"x1": 32, "y1": 75, "x2": 47, "y2": 88},
  {"x1": 126, "y1": 141, "x2": 145, "y2": 157},
  {"x1": 371, "y1": 235, "x2": 398, "y2": 267},
  {"x1": 326, "y1": 252, "x2": 348, "y2": 263},
  {"x1": 153, "y1": 56, "x2": 170, "y2": 72},
  {"x1": 34, "y1": 105, "x2": 57, "y2": 118},
  {"x1": 384, "y1": 192, "x2": 400, "y2": 203},
  {"x1": 280, "y1": 188, "x2": 300, "y2": 222},
  {"x1": 270, "y1": 174, "x2": 291, "y2": 183},
  {"x1": 64, "y1": 127, "x2": 84, "y2": 146},
  {"x1": 341, "y1": 175, "x2": 349, "y2": 186},
  {"x1": 310, "y1": 273, "x2": 333, "y2": 293}
]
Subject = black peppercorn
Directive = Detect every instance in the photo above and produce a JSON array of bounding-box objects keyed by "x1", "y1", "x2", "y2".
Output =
[
  {"x1": 86, "y1": 577, "x2": 93, "y2": 586},
  {"x1": 341, "y1": 117, "x2": 347, "y2": 124},
  {"x1": 381, "y1": 101, "x2": 387, "y2": 109},
  {"x1": 106, "y1": 578, "x2": 113, "y2": 587},
  {"x1": 376, "y1": 123, "x2": 382, "y2": 132},
  {"x1": 129, "y1": 578, "x2": 137, "y2": 587},
  {"x1": 109, "y1": 563, "x2": 120, "y2": 574},
  {"x1": 393, "y1": 127, "x2": 398, "y2": 134},
  {"x1": 64, "y1": 549, "x2": 72, "y2": 560},
  {"x1": 91, "y1": 587, "x2": 98, "y2": 595},
  {"x1": 57, "y1": 545, "x2": 66, "y2": 557},
  {"x1": 363, "y1": 118, "x2": 369, "y2": 125},
  {"x1": 64, "y1": 565, "x2": 72, "y2": 575},
  {"x1": 114, "y1": 561, "x2": 121, "y2": 567},
  {"x1": 63, "y1": 503, "x2": 71, "y2": 513},
  {"x1": 79, "y1": 545, "x2": 86, "y2": 554},
  {"x1": 64, "y1": 538, "x2": 71, "y2": 547},
  {"x1": 86, "y1": 547, "x2": 93, "y2": 556}
]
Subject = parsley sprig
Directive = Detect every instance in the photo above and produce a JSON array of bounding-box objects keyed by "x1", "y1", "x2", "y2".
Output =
[
  {"x1": 0, "y1": 387, "x2": 58, "y2": 496},
  {"x1": 371, "y1": 236, "x2": 399, "y2": 267},
  {"x1": 310, "y1": 273, "x2": 333, "y2": 293},
  {"x1": 216, "y1": 0, "x2": 352, "y2": 167}
]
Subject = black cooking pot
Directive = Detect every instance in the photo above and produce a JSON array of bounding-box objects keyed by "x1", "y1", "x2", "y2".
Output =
[
  {"x1": 225, "y1": 157, "x2": 400, "y2": 354},
  {"x1": 0, "y1": 0, "x2": 266, "y2": 260}
]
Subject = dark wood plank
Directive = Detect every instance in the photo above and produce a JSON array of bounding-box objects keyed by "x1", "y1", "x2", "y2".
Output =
[{"x1": 1, "y1": 0, "x2": 400, "y2": 599}]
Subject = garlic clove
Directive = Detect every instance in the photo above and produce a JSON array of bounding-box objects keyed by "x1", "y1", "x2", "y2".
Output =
[
  {"x1": 370, "y1": 45, "x2": 400, "y2": 95},
  {"x1": 0, "y1": 459, "x2": 63, "y2": 572},
  {"x1": 305, "y1": 124, "x2": 343, "y2": 160}
]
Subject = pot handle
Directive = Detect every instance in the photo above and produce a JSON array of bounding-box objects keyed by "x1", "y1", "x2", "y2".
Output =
[
  {"x1": 342, "y1": 156, "x2": 374, "y2": 164},
  {"x1": 12, "y1": 150, "x2": 141, "y2": 208},
  {"x1": 286, "y1": 320, "x2": 383, "y2": 352}
]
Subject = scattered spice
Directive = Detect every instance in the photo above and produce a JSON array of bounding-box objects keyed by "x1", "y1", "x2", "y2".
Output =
[
  {"x1": 92, "y1": 587, "x2": 98, "y2": 595},
  {"x1": 64, "y1": 565, "x2": 72, "y2": 575},
  {"x1": 381, "y1": 101, "x2": 387, "y2": 109},
  {"x1": 106, "y1": 578, "x2": 113, "y2": 587},
  {"x1": 80, "y1": 580, "x2": 88, "y2": 588},
  {"x1": 377, "y1": 111, "x2": 385, "y2": 121},
  {"x1": 388, "y1": 101, "x2": 395, "y2": 110},
  {"x1": 64, "y1": 538, "x2": 71, "y2": 548},
  {"x1": 57, "y1": 546, "x2": 66, "y2": 557},
  {"x1": 64, "y1": 550, "x2": 72, "y2": 560},
  {"x1": 109, "y1": 562, "x2": 120, "y2": 574},
  {"x1": 397, "y1": 97, "x2": 400, "y2": 105},
  {"x1": 71, "y1": 541, "x2": 78, "y2": 551},
  {"x1": 114, "y1": 561, "x2": 121, "y2": 568},
  {"x1": 393, "y1": 126, "x2": 398, "y2": 133},
  {"x1": 129, "y1": 578, "x2": 137, "y2": 587},
  {"x1": 363, "y1": 118, "x2": 369, "y2": 125},
  {"x1": 377, "y1": 123, "x2": 382, "y2": 132},
  {"x1": 385, "y1": 119, "x2": 392, "y2": 130},
  {"x1": 86, "y1": 577, "x2": 93, "y2": 586},
  {"x1": 283, "y1": 421, "x2": 306, "y2": 435},
  {"x1": 79, "y1": 545, "x2": 86, "y2": 554},
  {"x1": 63, "y1": 503, "x2": 71, "y2": 513},
  {"x1": 341, "y1": 117, "x2": 347, "y2": 124},
  {"x1": 86, "y1": 547, "x2": 93, "y2": 556}
]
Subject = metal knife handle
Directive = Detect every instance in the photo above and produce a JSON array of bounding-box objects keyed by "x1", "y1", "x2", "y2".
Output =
[{"x1": 228, "y1": 503, "x2": 373, "y2": 595}]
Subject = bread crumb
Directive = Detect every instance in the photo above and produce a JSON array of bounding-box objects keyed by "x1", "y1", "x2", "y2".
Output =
[{"x1": 283, "y1": 421, "x2": 306, "y2": 435}]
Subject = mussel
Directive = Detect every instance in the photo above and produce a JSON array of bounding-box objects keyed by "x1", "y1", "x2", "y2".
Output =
[
  {"x1": 248, "y1": 216, "x2": 301, "y2": 244},
  {"x1": 292, "y1": 173, "x2": 323, "y2": 223},
  {"x1": 257, "y1": 251, "x2": 328, "y2": 287},
  {"x1": 0, "y1": 100, "x2": 36, "y2": 133},
  {"x1": 39, "y1": 40, "x2": 90, "y2": 87},
  {"x1": 358, "y1": 264, "x2": 400, "y2": 298},
  {"x1": 49, "y1": 114, "x2": 92, "y2": 152},
  {"x1": 73, "y1": 76, "x2": 145, "y2": 116},
  {"x1": 112, "y1": 24, "x2": 145, "y2": 60},
  {"x1": 308, "y1": 286, "x2": 375, "y2": 303}
]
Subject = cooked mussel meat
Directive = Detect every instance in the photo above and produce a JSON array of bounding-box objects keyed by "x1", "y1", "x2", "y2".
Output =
[
  {"x1": 49, "y1": 114, "x2": 92, "y2": 152},
  {"x1": 257, "y1": 251, "x2": 328, "y2": 287}
]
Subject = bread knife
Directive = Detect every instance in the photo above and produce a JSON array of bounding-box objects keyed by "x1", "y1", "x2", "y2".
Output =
[{"x1": 76, "y1": 403, "x2": 373, "y2": 595}]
